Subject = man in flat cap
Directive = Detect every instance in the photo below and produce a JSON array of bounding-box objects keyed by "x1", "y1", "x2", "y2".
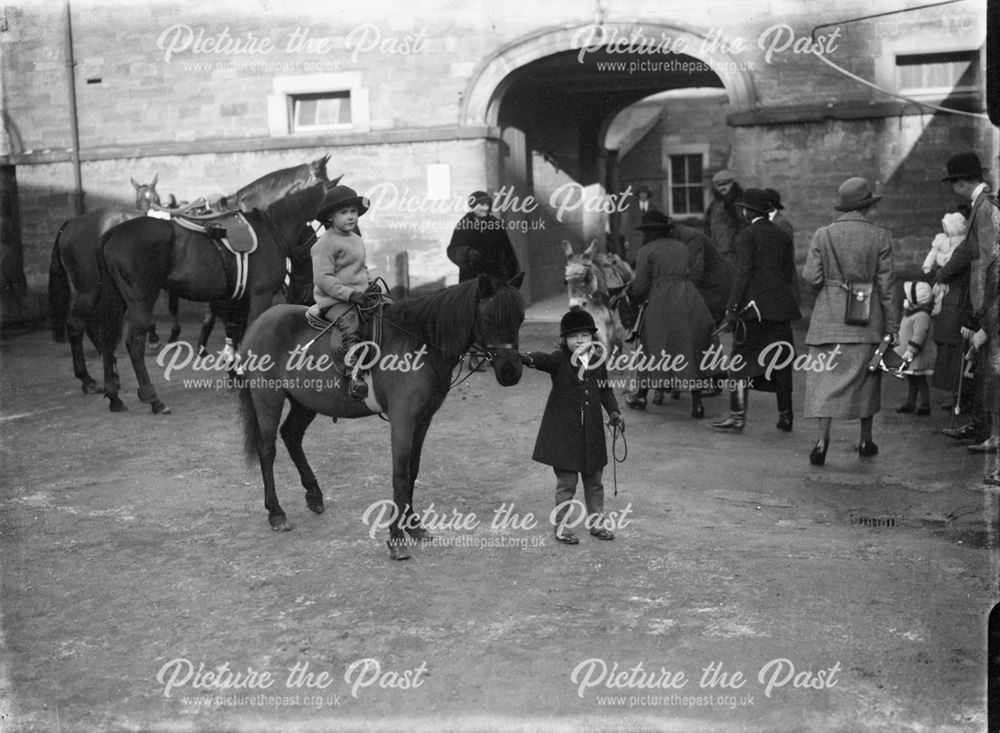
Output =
[{"x1": 705, "y1": 169, "x2": 746, "y2": 266}]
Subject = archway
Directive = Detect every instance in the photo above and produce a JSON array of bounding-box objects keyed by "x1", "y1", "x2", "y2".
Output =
[{"x1": 462, "y1": 22, "x2": 756, "y2": 303}]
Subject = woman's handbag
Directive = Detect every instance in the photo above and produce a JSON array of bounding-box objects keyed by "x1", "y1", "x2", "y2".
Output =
[{"x1": 828, "y1": 238, "x2": 873, "y2": 326}]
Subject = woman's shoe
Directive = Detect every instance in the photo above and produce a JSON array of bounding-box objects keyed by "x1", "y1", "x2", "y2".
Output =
[
  {"x1": 809, "y1": 437, "x2": 829, "y2": 466},
  {"x1": 625, "y1": 394, "x2": 647, "y2": 411},
  {"x1": 858, "y1": 440, "x2": 879, "y2": 457}
]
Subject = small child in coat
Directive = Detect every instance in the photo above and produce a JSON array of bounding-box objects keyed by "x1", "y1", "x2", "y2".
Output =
[
  {"x1": 894, "y1": 281, "x2": 937, "y2": 415},
  {"x1": 922, "y1": 211, "x2": 968, "y2": 316},
  {"x1": 521, "y1": 310, "x2": 622, "y2": 545}
]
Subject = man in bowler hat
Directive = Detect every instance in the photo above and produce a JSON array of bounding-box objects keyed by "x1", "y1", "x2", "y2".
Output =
[{"x1": 936, "y1": 152, "x2": 1000, "y2": 469}]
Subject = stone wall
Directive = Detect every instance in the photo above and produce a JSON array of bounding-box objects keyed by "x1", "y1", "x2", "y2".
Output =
[{"x1": 2, "y1": 0, "x2": 992, "y2": 321}]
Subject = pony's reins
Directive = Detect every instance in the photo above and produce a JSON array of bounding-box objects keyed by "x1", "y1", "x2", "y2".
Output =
[{"x1": 607, "y1": 414, "x2": 628, "y2": 497}]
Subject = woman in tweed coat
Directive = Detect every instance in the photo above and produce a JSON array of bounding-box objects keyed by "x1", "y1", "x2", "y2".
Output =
[{"x1": 801, "y1": 178, "x2": 900, "y2": 465}]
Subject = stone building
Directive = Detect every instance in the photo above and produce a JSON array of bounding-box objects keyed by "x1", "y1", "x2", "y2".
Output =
[{"x1": 0, "y1": 0, "x2": 993, "y2": 320}]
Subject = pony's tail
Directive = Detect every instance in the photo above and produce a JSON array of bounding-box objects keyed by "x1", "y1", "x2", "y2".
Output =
[
  {"x1": 94, "y1": 229, "x2": 125, "y2": 356},
  {"x1": 48, "y1": 222, "x2": 71, "y2": 343},
  {"x1": 239, "y1": 385, "x2": 261, "y2": 466}
]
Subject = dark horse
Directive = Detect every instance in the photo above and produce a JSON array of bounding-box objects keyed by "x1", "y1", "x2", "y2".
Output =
[
  {"x1": 49, "y1": 176, "x2": 167, "y2": 393},
  {"x1": 49, "y1": 156, "x2": 331, "y2": 394},
  {"x1": 238, "y1": 274, "x2": 525, "y2": 560},
  {"x1": 97, "y1": 181, "x2": 333, "y2": 414}
]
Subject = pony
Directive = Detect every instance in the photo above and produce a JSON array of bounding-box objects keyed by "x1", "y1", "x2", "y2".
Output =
[
  {"x1": 48, "y1": 175, "x2": 173, "y2": 394},
  {"x1": 562, "y1": 239, "x2": 633, "y2": 355},
  {"x1": 96, "y1": 180, "x2": 334, "y2": 415},
  {"x1": 238, "y1": 274, "x2": 525, "y2": 560}
]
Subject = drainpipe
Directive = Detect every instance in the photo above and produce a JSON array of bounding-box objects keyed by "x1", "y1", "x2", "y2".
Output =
[{"x1": 64, "y1": 0, "x2": 84, "y2": 215}]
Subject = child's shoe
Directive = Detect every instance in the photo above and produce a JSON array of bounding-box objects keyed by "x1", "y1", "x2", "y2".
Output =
[{"x1": 349, "y1": 376, "x2": 368, "y2": 400}]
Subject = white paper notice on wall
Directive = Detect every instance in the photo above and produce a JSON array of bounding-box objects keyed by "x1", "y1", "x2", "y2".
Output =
[{"x1": 426, "y1": 163, "x2": 451, "y2": 201}]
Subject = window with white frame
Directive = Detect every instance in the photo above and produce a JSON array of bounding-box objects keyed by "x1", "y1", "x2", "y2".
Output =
[
  {"x1": 665, "y1": 148, "x2": 707, "y2": 217},
  {"x1": 895, "y1": 49, "x2": 980, "y2": 98},
  {"x1": 291, "y1": 91, "x2": 352, "y2": 131},
  {"x1": 267, "y1": 72, "x2": 370, "y2": 136}
]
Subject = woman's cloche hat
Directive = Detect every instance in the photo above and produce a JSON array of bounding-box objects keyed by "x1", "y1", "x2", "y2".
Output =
[{"x1": 834, "y1": 177, "x2": 882, "y2": 212}]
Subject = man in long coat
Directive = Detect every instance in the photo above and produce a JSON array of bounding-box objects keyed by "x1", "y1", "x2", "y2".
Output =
[
  {"x1": 936, "y1": 153, "x2": 1000, "y2": 462},
  {"x1": 710, "y1": 188, "x2": 802, "y2": 433},
  {"x1": 705, "y1": 170, "x2": 746, "y2": 266},
  {"x1": 619, "y1": 185, "x2": 660, "y2": 265}
]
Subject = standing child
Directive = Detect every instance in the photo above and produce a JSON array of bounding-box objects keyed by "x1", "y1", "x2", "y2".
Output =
[
  {"x1": 521, "y1": 310, "x2": 622, "y2": 544},
  {"x1": 894, "y1": 281, "x2": 937, "y2": 415},
  {"x1": 307, "y1": 185, "x2": 377, "y2": 399}
]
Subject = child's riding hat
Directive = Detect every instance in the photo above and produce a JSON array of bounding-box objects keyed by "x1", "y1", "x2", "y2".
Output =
[
  {"x1": 560, "y1": 309, "x2": 599, "y2": 337},
  {"x1": 317, "y1": 185, "x2": 369, "y2": 221}
]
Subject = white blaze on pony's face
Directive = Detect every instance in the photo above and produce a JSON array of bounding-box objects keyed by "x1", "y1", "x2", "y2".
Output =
[{"x1": 131, "y1": 174, "x2": 161, "y2": 212}]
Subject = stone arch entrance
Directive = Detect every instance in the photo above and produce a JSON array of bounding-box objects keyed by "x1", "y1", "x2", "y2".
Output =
[{"x1": 461, "y1": 22, "x2": 757, "y2": 304}]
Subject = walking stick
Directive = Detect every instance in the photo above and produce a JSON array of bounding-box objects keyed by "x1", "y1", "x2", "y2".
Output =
[{"x1": 950, "y1": 335, "x2": 971, "y2": 430}]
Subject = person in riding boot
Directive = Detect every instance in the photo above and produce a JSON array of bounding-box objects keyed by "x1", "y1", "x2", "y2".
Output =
[
  {"x1": 521, "y1": 310, "x2": 622, "y2": 545},
  {"x1": 308, "y1": 185, "x2": 377, "y2": 400},
  {"x1": 711, "y1": 188, "x2": 802, "y2": 434}
]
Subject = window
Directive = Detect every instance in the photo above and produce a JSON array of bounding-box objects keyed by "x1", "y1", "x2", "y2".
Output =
[
  {"x1": 896, "y1": 50, "x2": 980, "y2": 97},
  {"x1": 267, "y1": 72, "x2": 370, "y2": 137},
  {"x1": 668, "y1": 153, "x2": 704, "y2": 216},
  {"x1": 291, "y1": 91, "x2": 352, "y2": 132}
]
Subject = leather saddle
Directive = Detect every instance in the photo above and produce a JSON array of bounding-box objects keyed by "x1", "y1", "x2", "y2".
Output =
[{"x1": 148, "y1": 203, "x2": 258, "y2": 254}]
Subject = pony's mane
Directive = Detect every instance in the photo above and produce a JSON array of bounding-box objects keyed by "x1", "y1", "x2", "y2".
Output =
[
  {"x1": 384, "y1": 279, "x2": 524, "y2": 361},
  {"x1": 237, "y1": 162, "x2": 310, "y2": 198},
  {"x1": 263, "y1": 181, "x2": 325, "y2": 221}
]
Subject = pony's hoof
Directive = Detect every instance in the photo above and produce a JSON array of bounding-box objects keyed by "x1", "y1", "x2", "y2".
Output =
[
  {"x1": 108, "y1": 398, "x2": 127, "y2": 412},
  {"x1": 269, "y1": 516, "x2": 292, "y2": 532},
  {"x1": 387, "y1": 538, "x2": 412, "y2": 560},
  {"x1": 151, "y1": 401, "x2": 171, "y2": 415},
  {"x1": 82, "y1": 380, "x2": 101, "y2": 395},
  {"x1": 306, "y1": 496, "x2": 325, "y2": 514},
  {"x1": 406, "y1": 527, "x2": 432, "y2": 542}
]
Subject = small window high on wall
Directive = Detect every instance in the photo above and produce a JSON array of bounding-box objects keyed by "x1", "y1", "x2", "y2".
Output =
[
  {"x1": 291, "y1": 91, "x2": 352, "y2": 132},
  {"x1": 895, "y1": 50, "x2": 980, "y2": 97}
]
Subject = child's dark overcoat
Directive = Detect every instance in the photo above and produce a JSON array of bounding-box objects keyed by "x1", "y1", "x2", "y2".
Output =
[{"x1": 528, "y1": 349, "x2": 620, "y2": 475}]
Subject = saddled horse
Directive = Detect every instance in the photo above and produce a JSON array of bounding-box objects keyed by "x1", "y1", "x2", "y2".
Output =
[
  {"x1": 238, "y1": 274, "x2": 525, "y2": 559},
  {"x1": 48, "y1": 175, "x2": 175, "y2": 393},
  {"x1": 190, "y1": 155, "x2": 334, "y2": 355},
  {"x1": 97, "y1": 181, "x2": 334, "y2": 414},
  {"x1": 50, "y1": 157, "x2": 333, "y2": 395},
  {"x1": 563, "y1": 239, "x2": 633, "y2": 355}
]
